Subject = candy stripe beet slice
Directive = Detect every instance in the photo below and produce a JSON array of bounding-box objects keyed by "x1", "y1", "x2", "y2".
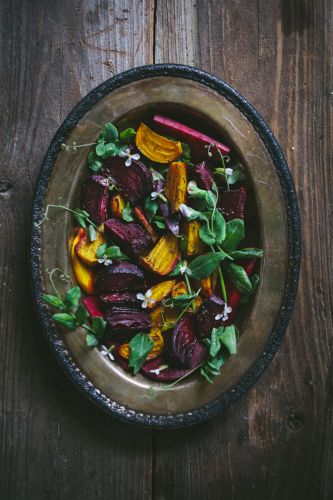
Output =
[
  {"x1": 81, "y1": 175, "x2": 109, "y2": 224},
  {"x1": 102, "y1": 156, "x2": 152, "y2": 205},
  {"x1": 99, "y1": 292, "x2": 141, "y2": 309},
  {"x1": 194, "y1": 295, "x2": 226, "y2": 341},
  {"x1": 192, "y1": 161, "x2": 214, "y2": 191},
  {"x1": 219, "y1": 186, "x2": 247, "y2": 221},
  {"x1": 105, "y1": 307, "x2": 151, "y2": 335},
  {"x1": 170, "y1": 315, "x2": 208, "y2": 369},
  {"x1": 95, "y1": 262, "x2": 146, "y2": 293},
  {"x1": 104, "y1": 218, "x2": 152, "y2": 259}
]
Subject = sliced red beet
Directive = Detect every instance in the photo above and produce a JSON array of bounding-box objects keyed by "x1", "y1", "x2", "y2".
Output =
[
  {"x1": 195, "y1": 295, "x2": 226, "y2": 340},
  {"x1": 224, "y1": 259, "x2": 256, "y2": 324},
  {"x1": 81, "y1": 175, "x2": 109, "y2": 224},
  {"x1": 105, "y1": 307, "x2": 151, "y2": 335},
  {"x1": 192, "y1": 161, "x2": 214, "y2": 191},
  {"x1": 95, "y1": 262, "x2": 146, "y2": 293},
  {"x1": 170, "y1": 315, "x2": 208, "y2": 369},
  {"x1": 102, "y1": 156, "x2": 152, "y2": 205},
  {"x1": 153, "y1": 114, "x2": 230, "y2": 161},
  {"x1": 104, "y1": 218, "x2": 152, "y2": 259},
  {"x1": 141, "y1": 356, "x2": 193, "y2": 382},
  {"x1": 82, "y1": 296, "x2": 104, "y2": 317},
  {"x1": 219, "y1": 187, "x2": 247, "y2": 221},
  {"x1": 99, "y1": 292, "x2": 140, "y2": 309}
]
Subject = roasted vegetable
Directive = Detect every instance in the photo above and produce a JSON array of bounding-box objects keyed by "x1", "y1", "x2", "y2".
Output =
[
  {"x1": 225, "y1": 259, "x2": 256, "y2": 324},
  {"x1": 133, "y1": 206, "x2": 159, "y2": 242},
  {"x1": 199, "y1": 269, "x2": 218, "y2": 298},
  {"x1": 109, "y1": 194, "x2": 126, "y2": 218},
  {"x1": 135, "y1": 122, "x2": 182, "y2": 163},
  {"x1": 183, "y1": 220, "x2": 205, "y2": 256},
  {"x1": 219, "y1": 187, "x2": 247, "y2": 221},
  {"x1": 95, "y1": 262, "x2": 146, "y2": 293},
  {"x1": 102, "y1": 155, "x2": 152, "y2": 205},
  {"x1": 75, "y1": 225, "x2": 106, "y2": 266},
  {"x1": 70, "y1": 229, "x2": 95, "y2": 294},
  {"x1": 118, "y1": 328, "x2": 164, "y2": 361},
  {"x1": 170, "y1": 314, "x2": 208, "y2": 368},
  {"x1": 194, "y1": 295, "x2": 225, "y2": 340},
  {"x1": 100, "y1": 292, "x2": 140, "y2": 309},
  {"x1": 153, "y1": 114, "x2": 230, "y2": 160},
  {"x1": 141, "y1": 355, "x2": 192, "y2": 382},
  {"x1": 171, "y1": 281, "x2": 203, "y2": 311},
  {"x1": 150, "y1": 305, "x2": 179, "y2": 331},
  {"x1": 146, "y1": 280, "x2": 176, "y2": 309},
  {"x1": 105, "y1": 306, "x2": 151, "y2": 335},
  {"x1": 141, "y1": 233, "x2": 181, "y2": 276},
  {"x1": 165, "y1": 162, "x2": 187, "y2": 213},
  {"x1": 82, "y1": 296, "x2": 104, "y2": 317},
  {"x1": 193, "y1": 161, "x2": 214, "y2": 191},
  {"x1": 81, "y1": 175, "x2": 109, "y2": 224},
  {"x1": 104, "y1": 218, "x2": 152, "y2": 259}
]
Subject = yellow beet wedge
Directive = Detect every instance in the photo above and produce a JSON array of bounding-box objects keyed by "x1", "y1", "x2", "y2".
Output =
[
  {"x1": 119, "y1": 328, "x2": 164, "y2": 361},
  {"x1": 141, "y1": 233, "x2": 180, "y2": 276},
  {"x1": 165, "y1": 161, "x2": 187, "y2": 213},
  {"x1": 109, "y1": 194, "x2": 126, "y2": 218},
  {"x1": 135, "y1": 122, "x2": 183, "y2": 163},
  {"x1": 71, "y1": 229, "x2": 95, "y2": 294},
  {"x1": 147, "y1": 280, "x2": 176, "y2": 309},
  {"x1": 75, "y1": 225, "x2": 106, "y2": 266},
  {"x1": 183, "y1": 220, "x2": 205, "y2": 256}
]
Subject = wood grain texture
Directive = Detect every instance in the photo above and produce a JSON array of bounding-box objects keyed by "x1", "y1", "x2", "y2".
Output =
[
  {"x1": 153, "y1": 1, "x2": 333, "y2": 499},
  {"x1": 0, "y1": 0, "x2": 332, "y2": 499},
  {"x1": 0, "y1": 1, "x2": 154, "y2": 499}
]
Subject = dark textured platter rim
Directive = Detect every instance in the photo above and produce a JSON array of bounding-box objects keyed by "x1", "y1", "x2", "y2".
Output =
[{"x1": 30, "y1": 64, "x2": 301, "y2": 428}]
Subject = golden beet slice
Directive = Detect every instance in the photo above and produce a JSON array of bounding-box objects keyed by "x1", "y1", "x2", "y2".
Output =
[
  {"x1": 75, "y1": 225, "x2": 106, "y2": 266},
  {"x1": 109, "y1": 194, "x2": 126, "y2": 218},
  {"x1": 135, "y1": 122, "x2": 182, "y2": 164},
  {"x1": 118, "y1": 328, "x2": 164, "y2": 361},
  {"x1": 199, "y1": 270, "x2": 218, "y2": 298},
  {"x1": 183, "y1": 220, "x2": 205, "y2": 256},
  {"x1": 165, "y1": 162, "x2": 187, "y2": 213},
  {"x1": 147, "y1": 280, "x2": 176, "y2": 309},
  {"x1": 141, "y1": 233, "x2": 180, "y2": 275},
  {"x1": 70, "y1": 229, "x2": 95, "y2": 294}
]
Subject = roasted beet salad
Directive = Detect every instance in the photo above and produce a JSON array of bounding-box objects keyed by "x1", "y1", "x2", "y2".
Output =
[{"x1": 41, "y1": 116, "x2": 263, "y2": 384}]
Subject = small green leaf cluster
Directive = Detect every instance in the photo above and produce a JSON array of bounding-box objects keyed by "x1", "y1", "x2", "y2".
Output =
[
  {"x1": 88, "y1": 124, "x2": 136, "y2": 173},
  {"x1": 128, "y1": 333, "x2": 154, "y2": 374},
  {"x1": 200, "y1": 325, "x2": 237, "y2": 383},
  {"x1": 43, "y1": 284, "x2": 106, "y2": 347},
  {"x1": 96, "y1": 243, "x2": 129, "y2": 261}
]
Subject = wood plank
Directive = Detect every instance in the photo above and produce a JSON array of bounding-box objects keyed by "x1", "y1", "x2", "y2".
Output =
[
  {"x1": 0, "y1": 1, "x2": 154, "y2": 499},
  {"x1": 153, "y1": 1, "x2": 333, "y2": 499}
]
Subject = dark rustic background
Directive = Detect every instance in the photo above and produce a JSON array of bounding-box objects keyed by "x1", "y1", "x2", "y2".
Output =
[{"x1": 0, "y1": 1, "x2": 332, "y2": 499}]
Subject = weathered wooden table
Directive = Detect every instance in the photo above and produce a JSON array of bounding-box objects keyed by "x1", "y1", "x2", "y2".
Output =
[{"x1": 1, "y1": 1, "x2": 332, "y2": 498}]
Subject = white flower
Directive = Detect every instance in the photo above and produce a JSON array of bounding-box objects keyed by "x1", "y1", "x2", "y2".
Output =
[
  {"x1": 180, "y1": 203, "x2": 194, "y2": 219},
  {"x1": 119, "y1": 148, "x2": 140, "y2": 166},
  {"x1": 215, "y1": 304, "x2": 232, "y2": 322},
  {"x1": 98, "y1": 255, "x2": 113, "y2": 266},
  {"x1": 151, "y1": 191, "x2": 159, "y2": 200},
  {"x1": 187, "y1": 180, "x2": 198, "y2": 194},
  {"x1": 136, "y1": 289, "x2": 156, "y2": 309},
  {"x1": 225, "y1": 168, "x2": 234, "y2": 176},
  {"x1": 149, "y1": 364, "x2": 169, "y2": 375},
  {"x1": 100, "y1": 344, "x2": 115, "y2": 361},
  {"x1": 179, "y1": 261, "x2": 192, "y2": 276}
]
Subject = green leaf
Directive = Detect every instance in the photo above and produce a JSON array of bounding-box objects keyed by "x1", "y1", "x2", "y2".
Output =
[
  {"x1": 86, "y1": 334, "x2": 99, "y2": 347},
  {"x1": 104, "y1": 142, "x2": 117, "y2": 156},
  {"x1": 213, "y1": 210, "x2": 226, "y2": 245},
  {"x1": 128, "y1": 333, "x2": 154, "y2": 375},
  {"x1": 74, "y1": 213, "x2": 86, "y2": 228},
  {"x1": 179, "y1": 142, "x2": 192, "y2": 164},
  {"x1": 226, "y1": 263, "x2": 252, "y2": 292},
  {"x1": 143, "y1": 196, "x2": 158, "y2": 222},
  {"x1": 209, "y1": 328, "x2": 221, "y2": 357},
  {"x1": 96, "y1": 243, "x2": 108, "y2": 258},
  {"x1": 88, "y1": 224, "x2": 97, "y2": 242},
  {"x1": 122, "y1": 202, "x2": 135, "y2": 222},
  {"x1": 96, "y1": 143, "x2": 106, "y2": 156},
  {"x1": 229, "y1": 248, "x2": 263, "y2": 259},
  {"x1": 188, "y1": 252, "x2": 227, "y2": 279},
  {"x1": 52, "y1": 313, "x2": 76, "y2": 329},
  {"x1": 103, "y1": 122, "x2": 119, "y2": 142},
  {"x1": 240, "y1": 274, "x2": 260, "y2": 304},
  {"x1": 104, "y1": 245, "x2": 128, "y2": 260},
  {"x1": 64, "y1": 286, "x2": 81, "y2": 310},
  {"x1": 119, "y1": 127, "x2": 136, "y2": 143},
  {"x1": 168, "y1": 260, "x2": 186, "y2": 277},
  {"x1": 75, "y1": 304, "x2": 89, "y2": 325},
  {"x1": 199, "y1": 222, "x2": 216, "y2": 245},
  {"x1": 220, "y1": 325, "x2": 237, "y2": 354},
  {"x1": 153, "y1": 219, "x2": 166, "y2": 229},
  {"x1": 227, "y1": 168, "x2": 246, "y2": 185},
  {"x1": 89, "y1": 160, "x2": 103, "y2": 173},
  {"x1": 42, "y1": 294, "x2": 64, "y2": 309},
  {"x1": 223, "y1": 219, "x2": 245, "y2": 251},
  {"x1": 91, "y1": 317, "x2": 107, "y2": 340}
]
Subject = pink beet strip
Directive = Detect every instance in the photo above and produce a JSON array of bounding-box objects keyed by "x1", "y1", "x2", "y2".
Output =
[
  {"x1": 224, "y1": 259, "x2": 256, "y2": 324},
  {"x1": 82, "y1": 296, "x2": 105, "y2": 318},
  {"x1": 153, "y1": 114, "x2": 230, "y2": 155}
]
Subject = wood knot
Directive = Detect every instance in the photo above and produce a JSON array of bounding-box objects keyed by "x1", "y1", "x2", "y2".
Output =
[
  {"x1": 287, "y1": 412, "x2": 305, "y2": 431},
  {"x1": 0, "y1": 180, "x2": 12, "y2": 193}
]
